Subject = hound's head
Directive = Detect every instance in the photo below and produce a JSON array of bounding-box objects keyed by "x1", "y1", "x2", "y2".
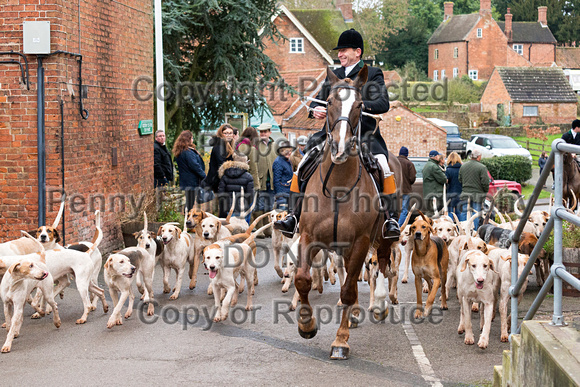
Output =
[
  {"x1": 465, "y1": 236, "x2": 489, "y2": 254},
  {"x1": 500, "y1": 252, "x2": 530, "y2": 277},
  {"x1": 410, "y1": 214, "x2": 434, "y2": 242},
  {"x1": 35, "y1": 226, "x2": 61, "y2": 248},
  {"x1": 133, "y1": 229, "x2": 156, "y2": 250},
  {"x1": 203, "y1": 244, "x2": 225, "y2": 280},
  {"x1": 104, "y1": 254, "x2": 136, "y2": 279},
  {"x1": 201, "y1": 217, "x2": 221, "y2": 240},
  {"x1": 460, "y1": 250, "x2": 498, "y2": 289},
  {"x1": 270, "y1": 210, "x2": 288, "y2": 225},
  {"x1": 8, "y1": 261, "x2": 49, "y2": 281},
  {"x1": 186, "y1": 208, "x2": 206, "y2": 230},
  {"x1": 157, "y1": 224, "x2": 182, "y2": 245},
  {"x1": 529, "y1": 211, "x2": 549, "y2": 237},
  {"x1": 433, "y1": 219, "x2": 458, "y2": 244}
]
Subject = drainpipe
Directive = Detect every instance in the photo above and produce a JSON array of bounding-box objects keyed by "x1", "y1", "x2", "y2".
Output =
[
  {"x1": 59, "y1": 98, "x2": 66, "y2": 244},
  {"x1": 37, "y1": 56, "x2": 46, "y2": 227}
]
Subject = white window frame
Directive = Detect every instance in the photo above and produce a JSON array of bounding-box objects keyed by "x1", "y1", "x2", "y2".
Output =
[
  {"x1": 523, "y1": 106, "x2": 539, "y2": 117},
  {"x1": 434, "y1": 49, "x2": 439, "y2": 60},
  {"x1": 477, "y1": 28, "x2": 482, "y2": 38},
  {"x1": 289, "y1": 38, "x2": 304, "y2": 53},
  {"x1": 468, "y1": 70, "x2": 478, "y2": 80},
  {"x1": 453, "y1": 67, "x2": 459, "y2": 78},
  {"x1": 441, "y1": 69, "x2": 446, "y2": 79},
  {"x1": 513, "y1": 44, "x2": 523, "y2": 55},
  {"x1": 454, "y1": 47, "x2": 458, "y2": 58},
  {"x1": 433, "y1": 70, "x2": 438, "y2": 81}
]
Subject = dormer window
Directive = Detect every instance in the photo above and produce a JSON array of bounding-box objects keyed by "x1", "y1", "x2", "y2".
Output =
[
  {"x1": 477, "y1": 28, "x2": 482, "y2": 38},
  {"x1": 290, "y1": 38, "x2": 304, "y2": 53}
]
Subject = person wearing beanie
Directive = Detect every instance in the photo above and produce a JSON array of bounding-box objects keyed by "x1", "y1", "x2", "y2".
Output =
[
  {"x1": 397, "y1": 146, "x2": 416, "y2": 226},
  {"x1": 275, "y1": 28, "x2": 400, "y2": 239}
]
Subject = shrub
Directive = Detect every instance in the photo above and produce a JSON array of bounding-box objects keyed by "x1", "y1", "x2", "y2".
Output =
[
  {"x1": 447, "y1": 76, "x2": 487, "y2": 104},
  {"x1": 481, "y1": 155, "x2": 532, "y2": 184},
  {"x1": 544, "y1": 221, "x2": 580, "y2": 256}
]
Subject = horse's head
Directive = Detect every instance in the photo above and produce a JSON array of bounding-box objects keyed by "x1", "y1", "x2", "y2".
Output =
[{"x1": 325, "y1": 65, "x2": 368, "y2": 164}]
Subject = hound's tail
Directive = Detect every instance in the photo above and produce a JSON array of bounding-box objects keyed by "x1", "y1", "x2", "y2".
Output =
[
  {"x1": 240, "y1": 192, "x2": 258, "y2": 218},
  {"x1": 51, "y1": 194, "x2": 66, "y2": 229},
  {"x1": 87, "y1": 210, "x2": 102, "y2": 255},
  {"x1": 243, "y1": 222, "x2": 273, "y2": 246},
  {"x1": 245, "y1": 211, "x2": 272, "y2": 234},
  {"x1": 21, "y1": 230, "x2": 46, "y2": 263}
]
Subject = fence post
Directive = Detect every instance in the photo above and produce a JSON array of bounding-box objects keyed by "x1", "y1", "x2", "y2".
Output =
[{"x1": 526, "y1": 140, "x2": 529, "y2": 150}]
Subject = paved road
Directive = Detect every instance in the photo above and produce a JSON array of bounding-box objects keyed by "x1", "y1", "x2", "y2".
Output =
[{"x1": 3, "y1": 237, "x2": 561, "y2": 387}]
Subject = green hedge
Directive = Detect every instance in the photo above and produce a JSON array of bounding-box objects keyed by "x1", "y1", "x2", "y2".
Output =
[{"x1": 480, "y1": 155, "x2": 532, "y2": 184}]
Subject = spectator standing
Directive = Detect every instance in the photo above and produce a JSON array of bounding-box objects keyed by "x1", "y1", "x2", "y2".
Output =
[
  {"x1": 272, "y1": 140, "x2": 295, "y2": 209},
  {"x1": 217, "y1": 152, "x2": 254, "y2": 218},
  {"x1": 538, "y1": 151, "x2": 548, "y2": 188},
  {"x1": 459, "y1": 149, "x2": 490, "y2": 230},
  {"x1": 445, "y1": 152, "x2": 464, "y2": 220},
  {"x1": 154, "y1": 130, "x2": 174, "y2": 187},
  {"x1": 290, "y1": 135, "x2": 308, "y2": 172},
  {"x1": 422, "y1": 150, "x2": 447, "y2": 216},
  {"x1": 173, "y1": 130, "x2": 206, "y2": 210},
  {"x1": 397, "y1": 146, "x2": 416, "y2": 226},
  {"x1": 203, "y1": 124, "x2": 235, "y2": 193},
  {"x1": 253, "y1": 123, "x2": 278, "y2": 234},
  {"x1": 236, "y1": 126, "x2": 260, "y2": 188}
]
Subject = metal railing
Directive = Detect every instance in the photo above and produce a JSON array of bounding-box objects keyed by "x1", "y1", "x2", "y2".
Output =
[{"x1": 509, "y1": 139, "x2": 580, "y2": 338}]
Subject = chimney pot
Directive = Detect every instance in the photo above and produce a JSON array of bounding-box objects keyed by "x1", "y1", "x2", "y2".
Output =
[
  {"x1": 479, "y1": 0, "x2": 491, "y2": 15},
  {"x1": 538, "y1": 6, "x2": 547, "y2": 26},
  {"x1": 444, "y1": 2, "x2": 454, "y2": 21}
]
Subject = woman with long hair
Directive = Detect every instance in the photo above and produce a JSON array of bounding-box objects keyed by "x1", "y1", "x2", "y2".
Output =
[
  {"x1": 236, "y1": 126, "x2": 259, "y2": 186},
  {"x1": 203, "y1": 124, "x2": 235, "y2": 193},
  {"x1": 445, "y1": 151, "x2": 464, "y2": 220},
  {"x1": 173, "y1": 130, "x2": 206, "y2": 210}
]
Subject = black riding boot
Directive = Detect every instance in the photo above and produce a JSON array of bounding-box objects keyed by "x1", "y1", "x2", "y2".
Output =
[
  {"x1": 274, "y1": 194, "x2": 301, "y2": 238},
  {"x1": 381, "y1": 194, "x2": 400, "y2": 240}
]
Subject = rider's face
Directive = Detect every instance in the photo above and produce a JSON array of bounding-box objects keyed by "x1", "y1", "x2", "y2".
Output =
[{"x1": 337, "y1": 48, "x2": 361, "y2": 68}]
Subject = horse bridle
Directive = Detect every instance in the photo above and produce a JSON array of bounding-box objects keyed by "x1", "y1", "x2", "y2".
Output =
[{"x1": 325, "y1": 84, "x2": 363, "y2": 141}]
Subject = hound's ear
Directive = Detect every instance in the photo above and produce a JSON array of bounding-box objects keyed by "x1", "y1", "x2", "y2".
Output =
[
  {"x1": 542, "y1": 211, "x2": 550, "y2": 218},
  {"x1": 201, "y1": 211, "x2": 207, "y2": 219},
  {"x1": 157, "y1": 226, "x2": 163, "y2": 236},
  {"x1": 481, "y1": 242, "x2": 489, "y2": 254},
  {"x1": 462, "y1": 241, "x2": 469, "y2": 250},
  {"x1": 8, "y1": 262, "x2": 21, "y2": 275},
  {"x1": 500, "y1": 254, "x2": 511, "y2": 261},
  {"x1": 133, "y1": 231, "x2": 140, "y2": 238},
  {"x1": 53, "y1": 229, "x2": 61, "y2": 243},
  {"x1": 175, "y1": 227, "x2": 182, "y2": 235},
  {"x1": 103, "y1": 257, "x2": 111, "y2": 270},
  {"x1": 216, "y1": 221, "x2": 221, "y2": 232},
  {"x1": 32, "y1": 228, "x2": 41, "y2": 237},
  {"x1": 460, "y1": 258, "x2": 469, "y2": 272},
  {"x1": 489, "y1": 259, "x2": 499, "y2": 275},
  {"x1": 150, "y1": 231, "x2": 157, "y2": 238}
]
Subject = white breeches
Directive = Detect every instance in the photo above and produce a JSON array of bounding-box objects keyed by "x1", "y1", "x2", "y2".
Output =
[{"x1": 374, "y1": 154, "x2": 392, "y2": 177}]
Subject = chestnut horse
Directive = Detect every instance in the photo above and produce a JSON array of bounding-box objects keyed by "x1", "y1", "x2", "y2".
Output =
[
  {"x1": 563, "y1": 152, "x2": 580, "y2": 210},
  {"x1": 295, "y1": 65, "x2": 400, "y2": 359}
]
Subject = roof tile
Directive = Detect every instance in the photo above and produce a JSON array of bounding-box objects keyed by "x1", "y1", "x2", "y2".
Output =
[{"x1": 496, "y1": 67, "x2": 577, "y2": 103}]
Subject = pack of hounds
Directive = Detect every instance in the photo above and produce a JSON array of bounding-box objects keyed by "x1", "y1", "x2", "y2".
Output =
[{"x1": 0, "y1": 191, "x2": 553, "y2": 353}]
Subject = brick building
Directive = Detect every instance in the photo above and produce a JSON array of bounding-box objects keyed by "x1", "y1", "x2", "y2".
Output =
[
  {"x1": 0, "y1": 1, "x2": 154, "y2": 251},
  {"x1": 428, "y1": 1, "x2": 556, "y2": 81},
  {"x1": 480, "y1": 67, "x2": 577, "y2": 125},
  {"x1": 556, "y1": 47, "x2": 580, "y2": 92}
]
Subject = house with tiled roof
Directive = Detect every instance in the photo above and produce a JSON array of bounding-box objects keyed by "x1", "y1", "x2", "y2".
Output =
[
  {"x1": 428, "y1": 1, "x2": 556, "y2": 81},
  {"x1": 480, "y1": 67, "x2": 577, "y2": 125},
  {"x1": 262, "y1": 2, "x2": 366, "y2": 143},
  {"x1": 555, "y1": 47, "x2": 580, "y2": 92}
]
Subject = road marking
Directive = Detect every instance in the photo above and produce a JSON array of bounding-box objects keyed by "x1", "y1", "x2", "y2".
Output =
[{"x1": 394, "y1": 305, "x2": 443, "y2": 387}]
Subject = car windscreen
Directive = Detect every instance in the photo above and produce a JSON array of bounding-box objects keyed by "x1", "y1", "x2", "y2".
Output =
[
  {"x1": 446, "y1": 126, "x2": 460, "y2": 136},
  {"x1": 412, "y1": 160, "x2": 427, "y2": 179},
  {"x1": 490, "y1": 137, "x2": 519, "y2": 149}
]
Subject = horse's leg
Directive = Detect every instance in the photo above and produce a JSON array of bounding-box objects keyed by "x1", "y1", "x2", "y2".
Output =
[
  {"x1": 374, "y1": 238, "x2": 393, "y2": 320},
  {"x1": 330, "y1": 237, "x2": 369, "y2": 360},
  {"x1": 296, "y1": 234, "x2": 317, "y2": 339}
]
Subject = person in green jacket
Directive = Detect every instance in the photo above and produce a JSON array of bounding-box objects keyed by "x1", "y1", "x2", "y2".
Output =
[
  {"x1": 459, "y1": 148, "x2": 490, "y2": 230},
  {"x1": 422, "y1": 150, "x2": 447, "y2": 216}
]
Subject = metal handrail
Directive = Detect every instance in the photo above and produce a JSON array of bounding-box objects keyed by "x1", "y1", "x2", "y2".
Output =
[{"x1": 509, "y1": 139, "x2": 580, "y2": 338}]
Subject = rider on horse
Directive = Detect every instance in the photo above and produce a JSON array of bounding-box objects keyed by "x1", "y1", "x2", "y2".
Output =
[
  {"x1": 562, "y1": 119, "x2": 580, "y2": 169},
  {"x1": 274, "y1": 29, "x2": 400, "y2": 239}
]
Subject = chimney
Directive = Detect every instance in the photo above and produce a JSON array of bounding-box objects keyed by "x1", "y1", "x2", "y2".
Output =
[
  {"x1": 538, "y1": 6, "x2": 547, "y2": 26},
  {"x1": 505, "y1": 8, "x2": 513, "y2": 41},
  {"x1": 479, "y1": 0, "x2": 491, "y2": 15},
  {"x1": 336, "y1": 0, "x2": 353, "y2": 22},
  {"x1": 444, "y1": 2, "x2": 454, "y2": 21}
]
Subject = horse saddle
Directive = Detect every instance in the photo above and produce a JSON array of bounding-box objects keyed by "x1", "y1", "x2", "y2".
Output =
[{"x1": 360, "y1": 143, "x2": 383, "y2": 193}]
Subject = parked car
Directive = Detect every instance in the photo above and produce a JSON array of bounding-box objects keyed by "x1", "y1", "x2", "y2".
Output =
[
  {"x1": 466, "y1": 134, "x2": 532, "y2": 161},
  {"x1": 426, "y1": 118, "x2": 468, "y2": 158},
  {"x1": 409, "y1": 156, "x2": 522, "y2": 198}
]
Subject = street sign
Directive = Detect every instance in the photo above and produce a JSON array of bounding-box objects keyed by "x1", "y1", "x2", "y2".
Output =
[{"x1": 138, "y1": 119, "x2": 153, "y2": 136}]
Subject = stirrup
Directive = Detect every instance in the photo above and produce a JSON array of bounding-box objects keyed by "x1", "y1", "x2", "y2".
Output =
[
  {"x1": 382, "y1": 218, "x2": 400, "y2": 240},
  {"x1": 274, "y1": 215, "x2": 299, "y2": 238}
]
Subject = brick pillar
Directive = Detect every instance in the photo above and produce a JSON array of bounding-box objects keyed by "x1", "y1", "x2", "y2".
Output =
[
  {"x1": 336, "y1": 0, "x2": 353, "y2": 21},
  {"x1": 480, "y1": 0, "x2": 491, "y2": 15},
  {"x1": 444, "y1": 2, "x2": 454, "y2": 21},
  {"x1": 538, "y1": 6, "x2": 547, "y2": 26},
  {"x1": 505, "y1": 8, "x2": 513, "y2": 42}
]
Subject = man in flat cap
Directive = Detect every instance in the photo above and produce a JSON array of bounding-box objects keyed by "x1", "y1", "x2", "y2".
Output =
[{"x1": 275, "y1": 28, "x2": 399, "y2": 238}]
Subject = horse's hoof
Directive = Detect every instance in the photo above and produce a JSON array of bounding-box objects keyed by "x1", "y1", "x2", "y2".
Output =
[
  {"x1": 373, "y1": 309, "x2": 388, "y2": 321},
  {"x1": 330, "y1": 346, "x2": 349, "y2": 360},
  {"x1": 349, "y1": 320, "x2": 358, "y2": 329},
  {"x1": 298, "y1": 326, "x2": 318, "y2": 339}
]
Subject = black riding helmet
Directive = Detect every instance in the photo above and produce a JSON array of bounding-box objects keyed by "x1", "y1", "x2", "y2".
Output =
[{"x1": 333, "y1": 28, "x2": 364, "y2": 56}]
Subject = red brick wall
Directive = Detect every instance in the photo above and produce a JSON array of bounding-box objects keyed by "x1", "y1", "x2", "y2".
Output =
[
  {"x1": 379, "y1": 102, "x2": 447, "y2": 157},
  {"x1": 0, "y1": 0, "x2": 154, "y2": 252},
  {"x1": 466, "y1": 15, "x2": 508, "y2": 80},
  {"x1": 480, "y1": 69, "x2": 512, "y2": 119},
  {"x1": 428, "y1": 42, "x2": 468, "y2": 80},
  {"x1": 529, "y1": 43, "x2": 556, "y2": 66},
  {"x1": 512, "y1": 103, "x2": 577, "y2": 125},
  {"x1": 506, "y1": 46, "x2": 531, "y2": 66}
]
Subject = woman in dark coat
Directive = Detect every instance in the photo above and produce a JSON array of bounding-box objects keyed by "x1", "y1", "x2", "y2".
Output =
[
  {"x1": 203, "y1": 124, "x2": 235, "y2": 193},
  {"x1": 173, "y1": 130, "x2": 206, "y2": 210},
  {"x1": 272, "y1": 141, "x2": 295, "y2": 210},
  {"x1": 445, "y1": 152, "x2": 464, "y2": 221},
  {"x1": 217, "y1": 153, "x2": 254, "y2": 218}
]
